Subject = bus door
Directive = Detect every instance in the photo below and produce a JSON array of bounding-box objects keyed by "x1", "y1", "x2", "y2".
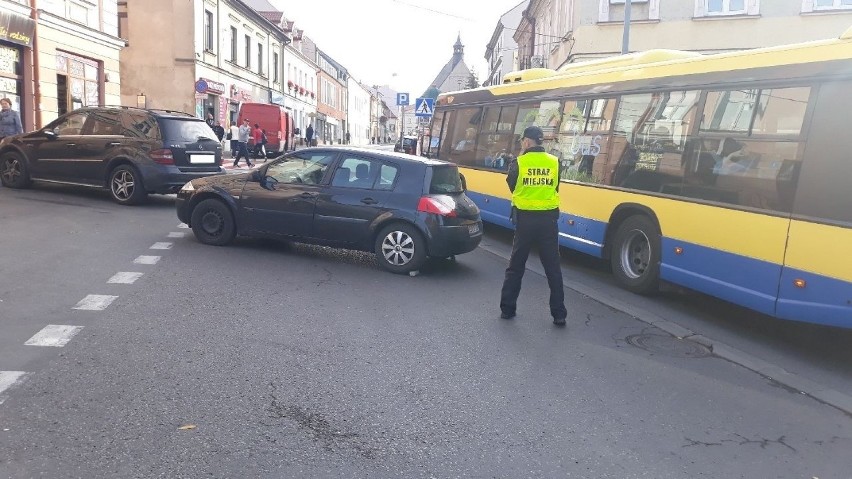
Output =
[{"x1": 778, "y1": 81, "x2": 852, "y2": 326}]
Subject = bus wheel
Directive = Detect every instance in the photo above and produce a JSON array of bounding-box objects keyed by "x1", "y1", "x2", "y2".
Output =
[{"x1": 610, "y1": 215, "x2": 661, "y2": 294}]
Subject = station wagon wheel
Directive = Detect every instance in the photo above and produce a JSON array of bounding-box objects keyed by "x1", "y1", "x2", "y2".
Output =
[
  {"x1": 0, "y1": 153, "x2": 31, "y2": 189},
  {"x1": 190, "y1": 198, "x2": 236, "y2": 246},
  {"x1": 375, "y1": 223, "x2": 427, "y2": 274},
  {"x1": 610, "y1": 215, "x2": 661, "y2": 294},
  {"x1": 109, "y1": 165, "x2": 147, "y2": 205}
]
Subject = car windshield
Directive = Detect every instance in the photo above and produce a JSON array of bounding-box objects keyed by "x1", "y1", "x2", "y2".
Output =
[
  {"x1": 160, "y1": 119, "x2": 218, "y2": 142},
  {"x1": 429, "y1": 165, "x2": 463, "y2": 194}
]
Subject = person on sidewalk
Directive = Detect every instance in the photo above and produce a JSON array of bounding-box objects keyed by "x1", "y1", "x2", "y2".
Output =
[
  {"x1": 229, "y1": 122, "x2": 239, "y2": 158},
  {"x1": 233, "y1": 119, "x2": 253, "y2": 168},
  {"x1": 250, "y1": 123, "x2": 266, "y2": 161},
  {"x1": 499, "y1": 126, "x2": 568, "y2": 327},
  {"x1": 0, "y1": 98, "x2": 23, "y2": 139},
  {"x1": 305, "y1": 124, "x2": 314, "y2": 147}
]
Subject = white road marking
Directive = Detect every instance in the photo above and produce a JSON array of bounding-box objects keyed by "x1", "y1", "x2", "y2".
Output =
[
  {"x1": 133, "y1": 255, "x2": 161, "y2": 265},
  {"x1": 73, "y1": 294, "x2": 118, "y2": 311},
  {"x1": 150, "y1": 242, "x2": 173, "y2": 250},
  {"x1": 167, "y1": 232, "x2": 186, "y2": 238},
  {"x1": 107, "y1": 272, "x2": 144, "y2": 284},
  {"x1": 24, "y1": 325, "x2": 84, "y2": 347},
  {"x1": 0, "y1": 371, "x2": 28, "y2": 405},
  {"x1": 178, "y1": 223, "x2": 189, "y2": 229}
]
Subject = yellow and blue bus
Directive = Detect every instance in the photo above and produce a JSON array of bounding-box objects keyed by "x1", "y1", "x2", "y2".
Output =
[{"x1": 425, "y1": 28, "x2": 852, "y2": 328}]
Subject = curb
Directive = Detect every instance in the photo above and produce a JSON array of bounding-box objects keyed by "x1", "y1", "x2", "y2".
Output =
[{"x1": 478, "y1": 243, "x2": 852, "y2": 417}]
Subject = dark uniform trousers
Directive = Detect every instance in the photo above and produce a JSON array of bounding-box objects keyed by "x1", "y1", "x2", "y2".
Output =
[{"x1": 500, "y1": 208, "x2": 568, "y2": 320}]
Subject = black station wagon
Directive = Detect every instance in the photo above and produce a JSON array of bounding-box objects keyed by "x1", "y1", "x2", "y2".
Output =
[
  {"x1": 176, "y1": 147, "x2": 483, "y2": 273},
  {"x1": 0, "y1": 106, "x2": 224, "y2": 204}
]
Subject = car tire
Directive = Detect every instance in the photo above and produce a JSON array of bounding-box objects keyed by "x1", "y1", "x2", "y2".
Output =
[
  {"x1": 610, "y1": 215, "x2": 661, "y2": 294},
  {"x1": 0, "y1": 152, "x2": 32, "y2": 189},
  {"x1": 374, "y1": 223, "x2": 427, "y2": 274},
  {"x1": 191, "y1": 198, "x2": 236, "y2": 246},
  {"x1": 109, "y1": 165, "x2": 147, "y2": 205}
]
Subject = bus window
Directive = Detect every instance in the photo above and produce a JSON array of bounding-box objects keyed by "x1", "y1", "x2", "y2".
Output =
[
  {"x1": 438, "y1": 109, "x2": 455, "y2": 160},
  {"x1": 445, "y1": 107, "x2": 483, "y2": 166},
  {"x1": 702, "y1": 89, "x2": 760, "y2": 133},
  {"x1": 424, "y1": 110, "x2": 445, "y2": 159},
  {"x1": 475, "y1": 104, "x2": 518, "y2": 170},
  {"x1": 515, "y1": 100, "x2": 562, "y2": 167},
  {"x1": 557, "y1": 98, "x2": 616, "y2": 183},
  {"x1": 752, "y1": 87, "x2": 811, "y2": 136}
]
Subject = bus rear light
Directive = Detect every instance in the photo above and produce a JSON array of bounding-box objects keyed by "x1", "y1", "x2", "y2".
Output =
[
  {"x1": 794, "y1": 279, "x2": 807, "y2": 288},
  {"x1": 418, "y1": 195, "x2": 457, "y2": 217},
  {"x1": 674, "y1": 247, "x2": 684, "y2": 255}
]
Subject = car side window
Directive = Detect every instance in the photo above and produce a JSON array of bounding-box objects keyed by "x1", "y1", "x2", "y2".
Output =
[
  {"x1": 52, "y1": 112, "x2": 88, "y2": 135},
  {"x1": 85, "y1": 111, "x2": 122, "y2": 136},
  {"x1": 376, "y1": 163, "x2": 399, "y2": 190},
  {"x1": 330, "y1": 157, "x2": 380, "y2": 189},
  {"x1": 121, "y1": 112, "x2": 161, "y2": 139},
  {"x1": 266, "y1": 152, "x2": 335, "y2": 185}
]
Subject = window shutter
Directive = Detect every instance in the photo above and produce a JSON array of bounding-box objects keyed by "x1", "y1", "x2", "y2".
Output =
[
  {"x1": 801, "y1": 0, "x2": 814, "y2": 13},
  {"x1": 747, "y1": 0, "x2": 760, "y2": 15},
  {"x1": 650, "y1": 0, "x2": 661, "y2": 19},
  {"x1": 694, "y1": 0, "x2": 707, "y2": 17},
  {"x1": 599, "y1": 0, "x2": 610, "y2": 22}
]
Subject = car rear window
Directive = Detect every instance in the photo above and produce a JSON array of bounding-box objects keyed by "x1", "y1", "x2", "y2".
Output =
[
  {"x1": 160, "y1": 119, "x2": 218, "y2": 143},
  {"x1": 429, "y1": 165, "x2": 463, "y2": 194}
]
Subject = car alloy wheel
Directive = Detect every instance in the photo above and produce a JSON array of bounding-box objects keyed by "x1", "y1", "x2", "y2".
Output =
[
  {"x1": 381, "y1": 230, "x2": 415, "y2": 266},
  {"x1": 1, "y1": 157, "x2": 21, "y2": 184},
  {"x1": 111, "y1": 169, "x2": 135, "y2": 200}
]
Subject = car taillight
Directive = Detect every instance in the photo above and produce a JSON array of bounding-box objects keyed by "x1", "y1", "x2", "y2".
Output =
[
  {"x1": 150, "y1": 149, "x2": 174, "y2": 165},
  {"x1": 418, "y1": 195, "x2": 457, "y2": 217}
]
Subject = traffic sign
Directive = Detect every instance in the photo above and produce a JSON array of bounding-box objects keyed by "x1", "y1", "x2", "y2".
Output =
[
  {"x1": 415, "y1": 97, "x2": 434, "y2": 117},
  {"x1": 396, "y1": 92, "x2": 409, "y2": 106}
]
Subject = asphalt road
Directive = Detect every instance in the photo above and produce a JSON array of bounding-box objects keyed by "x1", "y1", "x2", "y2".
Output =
[{"x1": 1, "y1": 183, "x2": 851, "y2": 478}]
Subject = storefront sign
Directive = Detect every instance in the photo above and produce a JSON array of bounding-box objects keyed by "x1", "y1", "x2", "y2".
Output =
[
  {"x1": 230, "y1": 85, "x2": 252, "y2": 102},
  {"x1": 195, "y1": 78, "x2": 225, "y2": 95},
  {"x1": 0, "y1": 11, "x2": 35, "y2": 48}
]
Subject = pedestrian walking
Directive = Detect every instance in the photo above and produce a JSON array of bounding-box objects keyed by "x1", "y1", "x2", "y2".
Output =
[
  {"x1": 345, "y1": 131, "x2": 351, "y2": 144},
  {"x1": 305, "y1": 124, "x2": 314, "y2": 147},
  {"x1": 499, "y1": 126, "x2": 567, "y2": 326},
  {"x1": 233, "y1": 119, "x2": 253, "y2": 168},
  {"x1": 229, "y1": 123, "x2": 239, "y2": 158},
  {"x1": 251, "y1": 123, "x2": 265, "y2": 160},
  {"x1": 0, "y1": 98, "x2": 23, "y2": 139}
]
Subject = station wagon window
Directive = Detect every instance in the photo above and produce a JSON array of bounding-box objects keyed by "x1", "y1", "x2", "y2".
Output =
[
  {"x1": 51, "y1": 112, "x2": 87, "y2": 135},
  {"x1": 121, "y1": 112, "x2": 161, "y2": 140},
  {"x1": 160, "y1": 119, "x2": 218, "y2": 142},
  {"x1": 85, "y1": 111, "x2": 122, "y2": 135}
]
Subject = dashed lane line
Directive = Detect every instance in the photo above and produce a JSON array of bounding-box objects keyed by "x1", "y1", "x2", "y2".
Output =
[
  {"x1": 150, "y1": 242, "x2": 173, "y2": 250},
  {"x1": 167, "y1": 232, "x2": 186, "y2": 238},
  {"x1": 133, "y1": 255, "x2": 161, "y2": 265},
  {"x1": 178, "y1": 223, "x2": 189, "y2": 229},
  {"x1": 72, "y1": 294, "x2": 118, "y2": 311},
  {"x1": 24, "y1": 325, "x2": 84, "y2": 347},
  {"x1": 107, "y1": 272, "x2": 144, "y2": 284},
  {"x1": 0, "y1": 372, "x2": 28, "y2": 405}
]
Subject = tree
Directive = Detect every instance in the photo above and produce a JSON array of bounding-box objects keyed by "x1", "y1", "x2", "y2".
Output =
[
  {"x1": 465, "y1": 71, "x2": 480, "y2": 90},
  {"x1": 423, "y1": 85, "x2": 441, "y2": 100}
]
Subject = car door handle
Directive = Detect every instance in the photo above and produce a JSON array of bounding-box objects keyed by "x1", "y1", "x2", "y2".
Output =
[
  {"x1": 65, "y1": 143, "x2": 77, "y2": 147},
  {"x1": 107, "y1": 141, "x2": 121, "y2": 147},
  {"x1": 360, "y1": 197, "x2": 378, "y2": 205},
  {"x1": 299, "y1": 192, "x2": 316, "y2": 198}
]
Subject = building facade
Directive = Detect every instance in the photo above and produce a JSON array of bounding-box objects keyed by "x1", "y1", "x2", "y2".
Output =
[
  {"x1": 346, "y1": 79, "x2": 370, "y2": 146},
  {"x1": 0, "y1": 0, "x2": 123, "y2": 131},
  {"x1": 315, "y1": 48, "x2": 347, "y2": 144},
  {"x1": 484, "y1": 1, "x2": 528, "y2": 86},
  {"x1": 119, "y1": 0, "x2": 289, "y2": 129},
  {"x1": 514, "y1": 0, "x2": 852, "y2": 71}
]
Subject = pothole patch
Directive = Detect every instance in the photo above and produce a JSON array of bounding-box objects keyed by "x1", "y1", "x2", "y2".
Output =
[{"x1": 625, "y1": 333, "x2": 712, "y2": 358}]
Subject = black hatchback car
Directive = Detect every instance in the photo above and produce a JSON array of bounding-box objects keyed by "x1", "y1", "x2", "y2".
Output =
[
  {"x1": 176, "y1": 147, "x2": 483, "y2": 274},
  {"x1": 0, "y1": 106, "x2": 224, "y2": 204}
]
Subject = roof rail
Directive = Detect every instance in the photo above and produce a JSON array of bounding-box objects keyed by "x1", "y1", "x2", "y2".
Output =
[
  {"x1": 556, "y1": 49, "x2": 702, "y2": 75},
  {"x1": 502, "y1": 68, "x2": 557, "y2": 84}
]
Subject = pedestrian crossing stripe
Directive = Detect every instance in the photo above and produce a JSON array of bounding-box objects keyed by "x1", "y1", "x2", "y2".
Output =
[{"x1": 415, "y1": 97, "x2": 434, "y2": 117}]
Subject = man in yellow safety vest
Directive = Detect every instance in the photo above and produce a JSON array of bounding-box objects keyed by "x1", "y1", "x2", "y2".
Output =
[{"x1": 499, "y1": 126, "x2": 568, "y2": 326}]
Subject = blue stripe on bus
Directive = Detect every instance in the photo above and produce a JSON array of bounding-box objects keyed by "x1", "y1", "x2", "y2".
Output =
[
  {"x1": 466, "y1": 190, "x2": 608, "y2": 257},
  {"x1": 777, "y1": 268, "x2": 852, "y2": 328},
  {"x1": 659, "y1": 238, "x2": 780, "y2": 316}
]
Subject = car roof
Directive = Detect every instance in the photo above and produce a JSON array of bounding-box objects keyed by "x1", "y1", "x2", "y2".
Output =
[
  {"x1": 300, "y1": 146, "x2": 453, "y2": 167},
  {"x1": 81, "y1": 106, "x2": 200, "y2": 120}
]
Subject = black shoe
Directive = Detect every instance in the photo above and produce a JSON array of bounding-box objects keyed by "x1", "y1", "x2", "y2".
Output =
[
  {"x1": 553, "y1": 317, "x2": 567, "y2": 326},
  {"x1": 500, "y1": 311, "x2": 516, "y2": 320}
]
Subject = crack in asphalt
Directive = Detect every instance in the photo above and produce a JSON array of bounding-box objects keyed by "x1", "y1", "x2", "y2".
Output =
[{"x1": 683, "y1": 434, "x2": 797, "y2": 452}]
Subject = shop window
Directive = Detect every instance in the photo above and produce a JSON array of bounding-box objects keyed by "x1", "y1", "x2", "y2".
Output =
[{"x1": 56, "y1": 52, "x2": 100, "y2": 112}]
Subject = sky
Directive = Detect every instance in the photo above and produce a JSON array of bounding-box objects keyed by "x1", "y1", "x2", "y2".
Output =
[{"x1": 268, "y1": 0, "x2": 528, "y2": 96}]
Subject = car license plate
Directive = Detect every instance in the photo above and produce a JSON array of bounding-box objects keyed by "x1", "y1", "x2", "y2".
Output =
[
  {"x1": 189, "y1": 154, "x2": 215, "y2": 164},
  {"x1": 468, "y1": 223, "x2": 480, "y2": 235}
]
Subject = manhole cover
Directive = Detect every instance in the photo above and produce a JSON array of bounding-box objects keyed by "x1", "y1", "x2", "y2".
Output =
[{"x1": 625, "y1": 334, "x2": 711, "y2": 358}]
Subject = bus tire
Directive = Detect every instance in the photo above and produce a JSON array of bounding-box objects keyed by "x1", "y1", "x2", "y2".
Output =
[{"x1": 610, "y1": 215, "x2": 661, "y2": 294}]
